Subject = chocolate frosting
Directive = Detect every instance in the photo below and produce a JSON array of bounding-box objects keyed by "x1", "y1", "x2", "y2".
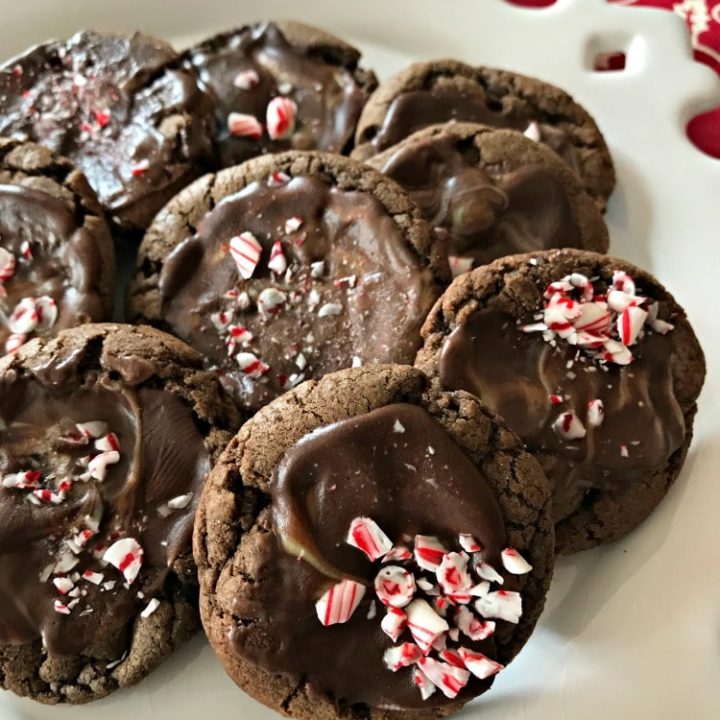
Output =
[
  {"x1": 231, "y1": 403, "x2": 506, "y2": 710},
  {"x1": 185, "y1": 22, "x2": 374, "y2": 166},
  {"x1": 0, "y1": 31, "x2": 214, "y2": 228},
  {"x1": 158, "y1": 175, "x2": 436, "y2": 413},
  {"x1": 367, "y1": 86, "x2": 578, "y2": 172},
  {"x1": 377, "y1": 133, "x2": 582, "y2": 266},
  {"x1": 0, "y1": 365, "x2": 210, "y2": 655},
  {"x1": 0, "y1": 184, "x2": 105, "y2": 350},
  {"x1": 439, "y1": 309, "x2": 685, "y2": 520}
]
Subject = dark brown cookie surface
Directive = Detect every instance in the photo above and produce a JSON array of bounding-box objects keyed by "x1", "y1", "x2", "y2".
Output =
[
  {"x1": 367, "y1": 122, "x2": 609, "y2": 272},
  {"x1": 0, "y1": 323, "x2": 241, "y2": 704},
  {"x1": 184, "y1": 21, "x2": 378, "y2": 167},
  {"x1": 416, "y1": 249, "x2": 705, "y2": 554},
  {"x1": 0, "y1": 31, "x2": 215, "y2": 231},
  {"x1": 130, "y1": 151, "x2": 447, "y2": 415},
  {"x1": 353, "y1": 60, "x2": 615, "y2": 211},
  {"x1": 0, "y1": 138, "x2": 115, "y2": 357},
  {"x1": 195, "y1": 365, "x2": 554, "y2": 719}
]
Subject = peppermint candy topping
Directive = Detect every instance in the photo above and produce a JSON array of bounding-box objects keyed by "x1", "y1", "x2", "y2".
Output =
[
  {"x1": 227, "y1": 112, "x2": 263, "y2": 140},
  {"x1": 266, "y1": 97, "x2": 297, "y2": 140},
  {"x1": 347, "y1": 517, "x2": 393, "y2": 561},
  {"x1": 233, "y1": 69, "x2": 260, "y2": 90},
  {"x1": 0, "y1": 247, "x2": 16, "y2": 282},
  {"x1": 229, "y1": 232, "x2": 262, "y2": 279},
  {"x1": 315, "y1": 578, "x2": 366, "y2": 626},
  {"x1": 522, "y1": 269, "x2": 673, "y2": 365},
  {"x1": 103, "y1": 538, "x2": 144, "y2": 585}
]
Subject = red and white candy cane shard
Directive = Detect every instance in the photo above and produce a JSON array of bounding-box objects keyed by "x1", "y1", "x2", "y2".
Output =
[
  {"x1": 229, "y1": 232, "x2": 263, "y2": 279},
  {"x1": 266, "y1": 96, "x2": 297, "y2": 140},
  {"x1": 383, "y1": 642, "x2": 422, "y2": 671},
  {"x1": 141, "y1": 598, "x2": 160, "y2": 618},
  {"x1": 315, "y1": 578, "x2": 366, "y2": 626},
  {"x1": 457, "y1": 533, "x2": 482, "y2": 553},
  {"x1": 268, "y1": 171, "x2": 291, "y2": 187},
  {"x1": 500, "y1": 547, "x2": 533, "y2": 575},
  {"x1": 612, "y1": 270, "x2": 636, "y2": 296},
  {"x1": 32, "y1": 488, "x2": 64, "y2": 505},
  {"x1": 0, "y1": 247, "x2": 16, "y2": 281},
  {"x1": 95, "y1": 432, "x2": 120, "y2": 453},
  {"x1": 53, "y1": 577, "x2": 74, "y2": 595},
  {"x1": 210, "y1": 311, "x2": 231, "y2": 332},
  {"x1": 233, "y1": 69, "x2": 260, "y2": 89},
  {"x1": 552, "y1": 410, "x2": 587, "y2": 441},
  {"x1": 236, "y1": 351, "x2": 270, "y2": 379},
  {"x1": 413, "y1": 667, "x2": 437, "y2": 700},
  {"x1": 104, "y1": 538, "x2": 144, "y2": 585},
  {"x1": 76, "y1": 421, "x2": 108, "y2": 439},
  {"x1": 35, "y1": 296, "x2": 57, "y2": 331},
  {"x1": 228, "y1": 324, "x2": 253, "y2": 347},
  {"x1": 347, "y1": 516, "x2": 393, "y2": 561},
  {"x1": 374, "y1": 565, "x2": 416, "y2": 608},
  {"x1": 8, "y1": 297, "x2": 39, "y2": 334},
  {"x1": 439, "y1": 649, "x2": 465, "y2": 669},
  {"x1": 607, "y1": 289, "x2": 640, "y2": 313},
  {"x1": 82, "y1": 570, "x2": 104, "y2": 585},
  {"x1": 414, "y1": 535, "x2": 448, "y2": 572},
  {"x1": 458, "y1": 648, "x2": 504, "y2": 680},
  {"x1": 602, "y1": 338, "x2": 632, "y2": 365},
  {"x1": 257, "y1": 287, "x2": 287, "y2": 316},
  {"x1": 268, "y1": 240, "x2": 287, "y2": 275},
  {"x1": 2, "y1": 469, "x2": 41, "y2": 489},
  {"x1": 167, "y1": 493, "x2": 193, "y2": 510},
  {"x1": 433, "y1": 595, "x2": 451, "y2": 614},
  {"x1": 19, "y1": 240, "x2": 32, "y2": 261},
  {"x1": 651, "y1": 318, "x2": 674, "y2": 335},
  {"x1": 455, "y1": 605, "x2": 496, "y2": 641},
  {"x1": 548, "y1": 394, "x2": 563, "y2": 405},
  {"x1": 416, "y1": 657, "x2": 470, "y2": 699},
  {"x1": 448, "y1": 255, "x2": 474, "y2": 278},
  {"x1": 88, "y1": 450, "x2": 120, "y2": 481},
  {"x1": 523, "y1": 120, "x2": 541, "y2": 142},
  {"x1": 284, "y1": 216, "x2": 303, "y2": 234},
  {"x1": 310, "y1": 260, "x2": 325, "y2": 278},
  {"x1": 4, "y1": 333, "x2": 26, "y2": 354},
  {"x1": 475, "y1": 590, "x2": 523, "y2": 624},
  {"x1": 474, "y1": 561, "x2": 504, "y2": 585},
  {"x1": 436, "y1": 552, "x2": 472, "y2": 595},
  {"x1": 617, "y1": 305, "x2": 648, "y2": 346},
  {"x1": 383, "y1": 546, "x2": 412, "y2": 563},
  {"x1": 416, "y1": 578, "x2": 440, "y2": 596},
  {"x1": 380, "y1": 606, "x2": 408, "y2": 642},
  {"x1": 405, "y1": 599, "x2": 449, "y2": 654},
  {"x1": 54, "y1": 599, "x2": 72, "y2": 615},
  {"x1": 573, "y1": 302, "x2": 610, "y2": 334},
  {"x1": 431, "y1": 633, "x2": 448, "y2": 652},
  {"x1": 54, "y1": 551, "x2": 79, "y2": 574},
  {"x1": 317, "y1": 302, "x2": 343, "y2": 318},
  {"x1": 469, "y1": 581, "x2": 490, "y2": 597},
  {"x1": 227, "y1": 112, "x2": 263, "y2": 140},
  {"x1": 587, "y1": 399, "x2": 605, "y2": 428}
]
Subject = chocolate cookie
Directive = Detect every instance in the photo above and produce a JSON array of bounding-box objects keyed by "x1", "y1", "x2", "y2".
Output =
[
  {"x1": 184, "y1": 21, "x2": 378, "y2": 167},
  {"x1": 194, "y1": 364, "x2": 554, "y2": 719},
  {"x1": 0, "y1": 138, "x2": 114, "y2": 357},
  {"x1": 353, "y1": 60, "x2": 615, "y2": 211},
  {"x1": 0, "y1": 31, "x2": 215, "y2": 231},
  {"x1": 416, "y1": 250, "x2": 705, "y2": 554},
  {"x1": 367, "y1": 122, "x2": 609, "y2": 272},
  {"x1": 130, "y1": 151, "x2": 447, "y2": 414},
  {"x1": 0, "y1": 323, "x2": 241, "y2": 704}
]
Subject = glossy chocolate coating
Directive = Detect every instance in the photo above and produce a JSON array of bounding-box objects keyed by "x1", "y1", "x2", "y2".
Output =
[
  {"x1": 0, "y1": 31, "x2": 214, "y2": 229},
  {"x1": 231, "y1": 403, "x2": 506, "y2": 710},
  {"x1": 0, "y1": 184, "x2": 105, "y2": 351},
  {"x1": 185, "y1": 22, "x2": 375, "y2": 166},
  {"x1": 376, "y1": 132, "x2": 582, "y2": 266},
  {"x1": 158, "y1": 175, "x2": 437, "y2": 413},
  {"x1": 0, "y1": 361, "x2": 210, "y2": 655},
  {"x1": 439, "y1": 309, "x2": 685, "y2": 520}
]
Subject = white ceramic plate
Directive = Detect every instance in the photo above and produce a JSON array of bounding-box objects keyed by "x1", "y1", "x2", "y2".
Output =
[{"x1": 2, "y1": 0, "x2": 719, "y2": 718}]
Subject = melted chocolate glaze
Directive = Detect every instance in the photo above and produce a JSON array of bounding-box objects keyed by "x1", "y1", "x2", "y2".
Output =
[
  {"x1": 376, "y1": 133, "x2": 582, "y2": 266},
  {"x1": 231, "y1": 403, "x2": 506, "y2": 710},
  {"x1": 185, "y1": 22, "x2": 375, "y2": 166},
  {"x1": 439, "y1": 309, "x2": 685, "y2": 520},
  {"x1": 0, "y1": 362, "x2": 210, "y2": 655},
  {"x1": 0, "y1": 184, "x2": 106, "y2": 351},
  {"x1": 158, "y1": 175, "x2": 437, "y2": 413}
]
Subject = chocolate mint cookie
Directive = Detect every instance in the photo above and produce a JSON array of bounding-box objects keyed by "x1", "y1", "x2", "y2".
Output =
[
  {"x1": 0, "y1": 31, "x2": 215, "y2": 231},
  {"x1": 0, "y1": 323, "x2": 241, "y2": 704},
  {"x1": 367, "y1": 122, "x2": 609, "y2": 273},
  {"x1": 130, "y1": 151, "x2": 446, "y2": 414},
  {"x1": 353, "y1": 60, "x2": 615, "y2": 211},
  {"x1": 0, "y1": 138, "x2": 114, "y2": 357},
  {"x1": 416, "y1": 250, "x2": 705, "y2": 554},
  {"x1": 195, "y1": 364, "x2": 554, "y2": 718},
  {"x1": 184, "y1": 21, "x2": 378, "y2": 168}
]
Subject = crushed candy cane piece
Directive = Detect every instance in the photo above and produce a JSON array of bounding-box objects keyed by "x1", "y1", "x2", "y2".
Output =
[
  {"x1": 500, "y1": 547, "x2": 533, "y2": 575},
  {"x1": 375, "y1": 566, "x2": 416, "y2": 608},
  {"x1": 95, "y1": 433, "x2": 120, "y2": 453},
  {"x1": 76, "y1": 421, "x2": 108, "y2": 439},
  {"x1": 587, "y1": 399, "x2": 604, "y2": 428},
  {"x1": 383, "y1": 546, "x2": 412, "y2": 563},
  {"x1": 417, "y1": 657, "x2": 470, "y2": 699},
  {"x1": 167, "y1": 493, "x2": 193, "y2": 510},
  {"x1": 474, "y1": 561, "x2": 504, "y2": 585},
  {"x1": 285, "y1": 216, "x2": 303, "y2": 234},
  {"x1": 0, "y1": 247, "x2": 16, "y2": 281},
  {"x1": 233, "y1": 69, "x2": 260, "y2": 89},
  {"x1": 53, "y1": 577, "x2": 74, "y2": 595},
  {"x1": 406, "y1": 599, "x2": 449, "y2": 654},
  {"x1": 34, "y1": 296, "x2": 57, "y2": 331},
  {"x1": 617, "y1": 306, "x2": 648, "y2": 346},
  {"x1": 458, "y1": 648, "x2": 504, "y2": 680},
  {"x1": 268, "y1": 171, "x2": 290, "y2": 187},
  {"x1": 315, "y1": 578, "x2": 366, "y2": 626},
  {"x1": 141, "y1": 598, "x2": 160, "y2": 618},
  {"x1": 2, "y1": 470, "x2": 41, "y2": 489},
  {"x1": 8, "y1": 297, "x2": 39, "y2": 334},
  {"x1": 414, "y1": 535, "x2": 447, "y2": 571},
  {"x1": 54, "y1": 600, "x2": 71, "y2": 615},
  {"x1": 455, "y1": 605, "x2": 496, "y2": 641},
  {"x1": 380, "y1": 606, "x2": 407, "y2": 641},
  {"x1": 310, "y1": 260, "x2": 325, "y2": 278},
  {"x1": 4, "y1": 333, "x2": 26, "y2": 354},
  {"x1": 229, "y1": 232, "x2": 262, "y2": 279},
  {"x1": 458, "y1": 533, "x2": 482, "y2": 553},
  {"x1": 553, "y1": 411, "x2": 586, "y2": 440},
  {"x1": 317, "y1": 302, "x2": 342, "y2": 318},
  {"x1": 88, "y1": 450, "x2": 120, "y2": 481},
  {"x1": 103, "y1": 538, "x2": 144, "y2": 585},
  {"x1": 347, "y1": 517, "x2": 393, "y2": 561},
  {"x1": 82, "y1": 570, "x2": 104, "y2": 585},
  {"x1": 524, "y1": 120, "x2": 541, "y2": 142},
  {"x1": 436, "y1": 552, "x2": 472, "y2": 595},
  {"x1": 257, "y1": 287, "x2": 287, "y2": 316},
  {"x1": 475, "y1": 590, "x2": 522, "y2": 624},
  {"x1": 383, "y1": 642, "x2": 423, "y2": 671},
  {"x1": 236, "y1": 352, "x2": 270, "y2": 378},
  {"x1": 266, "y1": 96, "x2": 297, "y2": 140},
  {"x1": 414, "y1": 667, "x2": 437, "y2": 700},
  {"x1": 227, "y1": 112, "x2": 263, "y2": 140},
  {"x1": 449, "y1": 255, "x2": 474, "y2": 278},
  {"x1": 268, "y1": 240, "x2": 287, "y2": 274}
]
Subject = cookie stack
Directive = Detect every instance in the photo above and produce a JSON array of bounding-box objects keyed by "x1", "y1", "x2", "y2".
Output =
[{"x1": 0, "y1": 20, "x2": 705, "y2": 718}]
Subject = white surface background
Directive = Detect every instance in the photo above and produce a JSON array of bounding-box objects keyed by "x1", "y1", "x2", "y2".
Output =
[{"x1": 1, "y1": 0, "x2": 719, "y2": 718}]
